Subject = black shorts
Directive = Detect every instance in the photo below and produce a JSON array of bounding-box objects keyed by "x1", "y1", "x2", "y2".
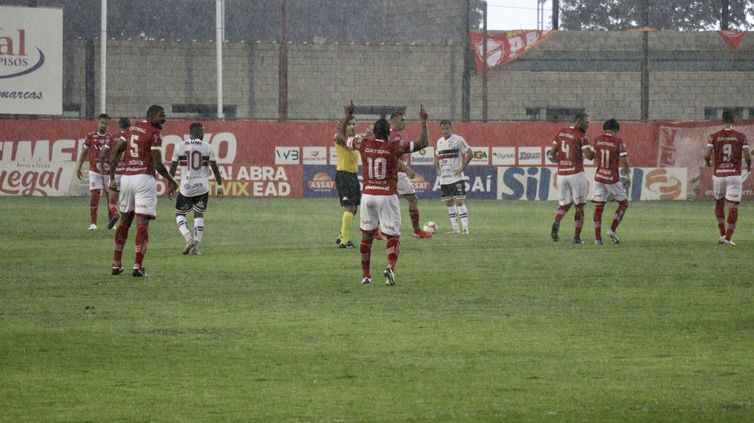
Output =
[
  {"x1": 175, "y1": 192, "x2": 209, "y2": 214},
  {"x1": 336, "y1": 171, "x2": 361, "y2": 207},
  {"x1": 440, "y1": 180, "x2": 466, "y2": 201}
]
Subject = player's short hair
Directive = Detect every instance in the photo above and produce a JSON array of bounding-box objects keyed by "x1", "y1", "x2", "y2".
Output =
[
  {"x1": 573, "y1": 112, "x2": 588, "y2": 123},
  {"x1": 97, "y1": 113, "x2": 110, "y2": 120},
  {"x1": 118, "y1": 117, "x2": 130, "y2": 129},
  {"x1": 389, "y1": 110, "x2": 405, "y2": 120},
  {"x1": 146, "y1": 104, "x2": 164, "y2": 118},
  {"x1": 440, "y1": 119, "x2": 452, "y2": 127},
  {"x1": 189, "y1": 122, "x2": 204, "y2": 138},
  {"x1": 373, "y1": 119, "x2": 390, "y2": 140},
  {"x1": 603, "y1": 118, "x2": 620, "y2": 131},
  {"x1": 722, "y1": 109, "x2": 735, "y2": 124}
]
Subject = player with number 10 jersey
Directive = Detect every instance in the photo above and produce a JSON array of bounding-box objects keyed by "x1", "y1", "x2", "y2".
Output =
[{"x1": 336, "y1": 102, "x2": 429, "y2": 287}]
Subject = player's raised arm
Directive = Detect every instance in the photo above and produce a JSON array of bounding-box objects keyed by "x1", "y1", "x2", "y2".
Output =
[
  {"x1": 335, "y1": 101, "x2": 355, "y2": 146},
  {"x1": 411, "y1": 104, "x2": 429, "y2": 152}
]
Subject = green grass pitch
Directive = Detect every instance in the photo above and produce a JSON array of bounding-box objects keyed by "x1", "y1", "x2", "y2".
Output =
[{"x1": 1, "y1": 197, "x2": 753, "y2": 421}]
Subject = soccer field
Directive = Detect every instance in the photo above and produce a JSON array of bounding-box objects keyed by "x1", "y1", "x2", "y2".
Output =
[{"x1": 1, "y1": 197, "x2": 753, "y2": 421}]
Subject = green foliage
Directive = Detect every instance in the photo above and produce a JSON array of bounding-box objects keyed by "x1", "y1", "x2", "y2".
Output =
[
  {"x1": 560, "y1": 0, "x2": 754, "y2": 30},
  {"x1": 1, "y1": 197, "x2": 753, "y2": 421}
]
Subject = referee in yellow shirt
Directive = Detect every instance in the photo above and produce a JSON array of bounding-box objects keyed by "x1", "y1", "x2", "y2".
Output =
[{"x1": 335, "y1": 116, "x2": 362, "y2": 249}]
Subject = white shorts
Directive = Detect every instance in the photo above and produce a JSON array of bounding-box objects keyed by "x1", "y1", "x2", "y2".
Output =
[
  {"x1": 396, "y1": 172, "x2": 416, "y2": 196},
  {"x1": 712, "y1": 175, "x2": 743, "y2": 202},
  {"x1": 592, "y1": 180, "x2": 628, "y2": 203},
  {"x1": 119, "y1": 174, "x2": 157, "y2": 218},
  {"x1": 557, "y1": 172, "x2": 587, "y2": 206},
  {"x1": 360, "y1": 193, "x2": 401, "y2": 236},
  {"x1": 88, "y1": 170, "x2": 110, "y2": 192}
]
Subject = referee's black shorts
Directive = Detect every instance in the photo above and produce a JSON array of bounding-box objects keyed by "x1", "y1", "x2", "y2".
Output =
[{"x1": 336, "y1": 170, "x2": 361, "y2": 207}]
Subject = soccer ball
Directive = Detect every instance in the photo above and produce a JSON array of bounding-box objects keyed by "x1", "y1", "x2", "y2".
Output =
[{"x1": 422, "y1": 221, "x2": 437, "y2": 234}]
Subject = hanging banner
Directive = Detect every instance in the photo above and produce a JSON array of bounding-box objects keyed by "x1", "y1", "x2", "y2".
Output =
[
  {"x1": 717, "y1": 30, "x2": 747, "y2": 50},
  {"x1": 0, "y1": 6, "x2": 63, "y2": 115},
  {"x1": 470, "y1": 30, "x2": 557, "y2": 74}
]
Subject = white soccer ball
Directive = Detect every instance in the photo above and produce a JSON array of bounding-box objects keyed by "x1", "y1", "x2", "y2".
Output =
[{"x1": 422, "y1": 221, "x2": 437, "y2": 234}]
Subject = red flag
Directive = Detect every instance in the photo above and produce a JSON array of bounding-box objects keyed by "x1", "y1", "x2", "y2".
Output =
[
  {"x1": 717, "y1": 30, "x2": 747, "y2": 50},
  {"x1": 470, "y1": 30, "x2": 558, "y2": 74}
]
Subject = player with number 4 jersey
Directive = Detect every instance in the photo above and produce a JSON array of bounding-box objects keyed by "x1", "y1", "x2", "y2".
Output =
[
  {"x1": 336, "y1": 101, "x2": 429, "y2": 287},
  {"x1": 704, "y1": 110, "x2": 751, "y2": 245},
  {"x1": 549, "y1": 112, "x2": 594, "y2": 244}
]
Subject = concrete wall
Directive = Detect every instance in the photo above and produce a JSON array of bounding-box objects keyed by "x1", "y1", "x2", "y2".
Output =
[{"x1": 61, "y1": 31, "x2": 754, "y2": 122}]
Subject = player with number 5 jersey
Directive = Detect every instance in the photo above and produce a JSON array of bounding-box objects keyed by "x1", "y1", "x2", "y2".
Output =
[
  {"x1": 336, "y1": 101, "x2": 429, "y2": 287},
  {"x1": 109, "y1": 105, "x2": 179, "y2": 277}
]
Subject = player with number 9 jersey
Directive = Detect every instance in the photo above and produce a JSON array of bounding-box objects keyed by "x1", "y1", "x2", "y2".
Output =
[{"x1": 707, "y1": 128, "x2": 749, "y2": 178}]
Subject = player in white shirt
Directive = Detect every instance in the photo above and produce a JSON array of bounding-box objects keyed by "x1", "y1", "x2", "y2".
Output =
[
  {"x1": 434, "y1": 120, "x2": 473, "y2": 234},
  {"x1": 169, "y1": 122, "x2": 224, "y2": 255}
]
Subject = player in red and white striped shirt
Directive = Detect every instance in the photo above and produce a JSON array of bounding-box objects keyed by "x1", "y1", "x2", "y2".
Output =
[{"x1": 704, "y1": 110, "x2": 751, "y2": 246}]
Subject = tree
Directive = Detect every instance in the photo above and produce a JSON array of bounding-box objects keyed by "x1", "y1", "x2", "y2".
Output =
[{"x1": 560, "y1": 0, "x2": 754, "y2": 31}]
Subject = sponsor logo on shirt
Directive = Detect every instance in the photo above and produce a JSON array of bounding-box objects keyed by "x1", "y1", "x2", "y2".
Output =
[{"x1": 410, "y1": 146, "x2": 434, "y2": 165}]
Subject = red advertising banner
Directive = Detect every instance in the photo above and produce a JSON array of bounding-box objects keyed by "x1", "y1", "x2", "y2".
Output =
[
  {"x1": 469, "y1": 30, "x2": 558, "y2": 74},
  {"x1": 1, "y1": 118, "x2": 750, "y2": 200}
]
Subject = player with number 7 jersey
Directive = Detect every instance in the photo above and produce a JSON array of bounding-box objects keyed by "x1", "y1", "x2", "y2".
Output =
[{"x1": 336, "y1": 101, "x2": 429, "y2": 287}]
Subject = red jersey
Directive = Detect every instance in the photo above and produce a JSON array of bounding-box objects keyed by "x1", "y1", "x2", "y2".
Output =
[
  {"x1": 552, "y1": 126, "x2": 590, "y2": 176},
  {"x1": 111, "y1": 130, "x2": 127, "y2": 175},
  {"x1": 83, "y1": 131, "x2": 114, "y2": 174},
  {"x1": 122, "y1": 121, "x2": 163, "y2": 176},
  {"x1": 593, "y1": 133, "x2": 627, "y2": 184},
  {"x1": 389, "y1": 129, "x2": 410, "y2": 173},
  {"x1": 707, "y1": 128, "x2": 749, "y2": 177},
  {"x1": 346, "y1": 135, "x2": 413, "y2": 195}
]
